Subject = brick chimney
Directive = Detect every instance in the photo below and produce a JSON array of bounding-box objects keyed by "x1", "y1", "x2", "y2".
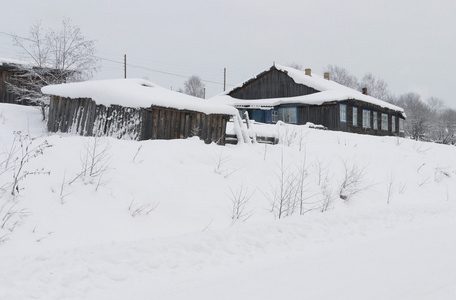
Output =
[
  {"x1": 362, "y1": 87, "x2": 368, "y2": 95},
  {"x1": 305, "y1": 68, "x2": 311, "y2": 76},
  {"x1": 324, "y1": 72, "x2": 330, "y2": 80}
]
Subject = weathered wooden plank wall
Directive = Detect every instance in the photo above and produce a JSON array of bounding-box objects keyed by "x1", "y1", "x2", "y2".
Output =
[
  {"x1": 47, "y1": 96, "x2": 229, "y2": 144},
  {"x1": 342, "y1": 99, "x2": 403, "y2": 136},
  {"x1": 0, "y1": 68, "x2": 18, "y2": 104},
  {"x1": 229, "y1": 68, "x2": 318, "y2": 100},
  {"x1": 299, "y1": 104, "x2": 339, "y2": 131},
  {"x1": 296, "y1": 100, "x2": 404, "y2": 136}
]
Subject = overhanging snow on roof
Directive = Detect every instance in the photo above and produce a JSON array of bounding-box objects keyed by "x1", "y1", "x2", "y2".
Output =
[{"x1": 41, "y1": 78, "x2": 238, "y2": 116}]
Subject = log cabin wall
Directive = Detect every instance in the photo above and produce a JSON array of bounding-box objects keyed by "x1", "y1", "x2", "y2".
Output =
[
  {"x1": 0, "y1": 66, "x2": 19, "y2": 104},
  {"x1": 298, "y1": 104, "x2": 339, "y2": 131},
  {"x1": 296, "y1": 100, "x2": 404, "y2": 136},
  {"x1": 336, "y1": 99, "x2": 403, "y2": 136},
  {"x1": 47, "y1": 96, "x2": 229, "y2": 145},
  {"x1": 229, "y1": 67, "x2": 318, "y2": 100}
]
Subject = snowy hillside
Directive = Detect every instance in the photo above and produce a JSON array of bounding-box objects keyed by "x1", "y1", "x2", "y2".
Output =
[{"x1": 1, "y1": 103, "x2": 456, "y2": 299}]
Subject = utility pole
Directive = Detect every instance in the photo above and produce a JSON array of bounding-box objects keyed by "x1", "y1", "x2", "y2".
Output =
[
  {"x1": 223, "y1": 68, "x2": 226, "y2": 92},
  {"x1": 124, "y1": 54, "x2": 127, "y2": 78}
]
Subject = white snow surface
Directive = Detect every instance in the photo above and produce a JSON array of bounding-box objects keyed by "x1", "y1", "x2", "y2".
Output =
[
  {"x1": 1, "y1": 103, "x2": 456, "y2": 299},
  {"x1": 41, "y1": 78, "x2": 238, "y2": 115},
  {"x1": 211, "y1": 64, "x2": 405, "y2": 116}
]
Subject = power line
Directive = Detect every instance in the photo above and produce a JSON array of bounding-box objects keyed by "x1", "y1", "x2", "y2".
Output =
[
  {"x1": 1, "y1": 31, "x2": 235, "y2": 87},
  {"x1": 96, "y1": 55, "x2": 234, "y2": 86},
  {"x1": 0, "y1": 31, "x2": 35, "y2": 42}
]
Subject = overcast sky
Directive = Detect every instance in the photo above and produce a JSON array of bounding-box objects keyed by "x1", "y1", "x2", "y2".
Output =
[{"x1": 1, "y1": 0, "x2": 456, "y2": 107}]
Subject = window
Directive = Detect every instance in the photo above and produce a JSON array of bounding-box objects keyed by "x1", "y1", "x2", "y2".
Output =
[
  {"x1": 340, "y1": 104, "x2": 347, "y2": 123},
  {"x1": 362, "y1": 110, "x2": 371, "y2": 128},
  {"x1": 391, "y1": 116, "x2": 396, "y2": 133},
  {"x1": 252, "y1": 110, "x2": 265, "y2": 123},
  {"x1": 278, "y1": 107, "x2": 297, "y2": 124},
  {"x1": 272, "y1": 110, "x2": 278, "y2": 123},
  {"x1": 353, "y1": 107, "x2": 358, "y2": 127},
  {"x1": 373, "y1": 112, "x2": 378, "y2": 130},
  {"x1": 399, "y1": 118, "x2": 404, "y2": 132},
  {"x1": 381, "y1": 113, "x2": 388, "y2": 131}
]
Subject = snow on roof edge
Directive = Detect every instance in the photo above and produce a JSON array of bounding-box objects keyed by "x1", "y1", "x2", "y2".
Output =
[
  {"x1": 42, "y1": 78, "x2": 238, "y2": 116},
  {"x1": 0, "y1": 57, "x2": 33, "y2": 66}
]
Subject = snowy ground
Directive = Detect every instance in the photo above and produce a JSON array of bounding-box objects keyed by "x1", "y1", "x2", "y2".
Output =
[{"x1": 0, "y1": 103, "x2": 456, "y2": 299}]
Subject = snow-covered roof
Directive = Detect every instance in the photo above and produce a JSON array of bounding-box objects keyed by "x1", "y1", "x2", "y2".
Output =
[
  {"x1": 211, "y1": 64, "x2": 405, "y2": 116},
  {"x1": 0, "y1": 57, "x2": 32, "y2": 66},
  {"x1": 41, "y1": 78, "x2": 238, "y2": 116}
]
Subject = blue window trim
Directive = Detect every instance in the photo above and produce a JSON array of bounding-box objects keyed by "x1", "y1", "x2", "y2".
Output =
[{"x1": 340, "y1": 104, "x2": 347, "y2": 123}]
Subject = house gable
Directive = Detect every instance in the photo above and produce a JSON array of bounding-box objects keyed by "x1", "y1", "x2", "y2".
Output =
[{"x1": 229, "y1": 66, "x2": 318, "y2": 100}]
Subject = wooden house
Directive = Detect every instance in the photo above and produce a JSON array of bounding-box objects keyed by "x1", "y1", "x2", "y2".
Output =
[
  {"x1": 0, "y1": 59, "x2": 24, "y2": 104},
  {"x1": 211, "y1": 64, "x2": 406, "y2": 136},
  {"x1": 42, "y1": 79, "x2": 238, "y2": 145},
  {"x1": 1, "y1": 57, "x2": 76, "y2": 106}
]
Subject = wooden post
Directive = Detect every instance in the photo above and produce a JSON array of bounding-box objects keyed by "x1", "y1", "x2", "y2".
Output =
[
  {"x1": 124, "y1": 54, "x2": 127, "y2": 79},
  {"x1": 223, "y1": 68, "x2": 226, "y2": 92}
]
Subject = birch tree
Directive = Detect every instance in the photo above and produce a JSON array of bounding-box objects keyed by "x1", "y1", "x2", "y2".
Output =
[
  {"x1": 184, "y1": 75, "x2": 205, "y2": 98},
  {"x1": 7, "y1": 18, "x2": 99, "y2": 107}
]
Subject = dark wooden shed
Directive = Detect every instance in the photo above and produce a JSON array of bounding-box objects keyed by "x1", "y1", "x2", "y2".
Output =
[
  {"x1": 0, "y1": 61, "x2": 21, "y2": 104},
  {"x1": 43, "y1": 79, "x2": 236, "y2": 145},
  {"x1": 212, "y1": 64, "x2": 406, "y2": 137}
]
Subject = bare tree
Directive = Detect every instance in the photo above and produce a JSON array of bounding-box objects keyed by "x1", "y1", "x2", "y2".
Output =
[
  {"x1": 7, "y1": 18, "x2": 99, "y2": 108},
  {"x1": 323, "y1": 64, "x2": 359, "y2": 90},
  {"x1": 438, "y1": 108, "x2": 456, "y2": 145},
  {"x1": 80, "y1": 136, "x2": 112, "y2": 179},
  {"x1": 396, "y1": 93, "x2": 431, "y2": 140},
  {"x1": 264, "y1": 151, "x2": 299, "y2": 219},
  {"x1": 287, "y1": 62, "x2": 303, "y2": 70},
  {"x1": 427, "y1": 97, "x2": 446, "y2": 115},
  {"x1": 338, "y1": 160, "x2": 371, "y2": 202},
  {"x1": 228, "y1": 184, "x2": 255, "y2": 224},
  {"x1": 8, "y1": 132, "x2": 50, "y2": 196},
  {"x1": 425, "y1": 97, "x2": 456, "y2": 144},
  {"x1": 385, "y1": 172, "x2": 395, "y2": 204},
  {"x1": 359, "y1": 73, "x2": 393, "y2": 101},
  {"x1": 184, "y1": 75, "x2": 205, "y2": 98},
  {"x1": 323, "y1": 65, "x2": 394, "y2": 102}
]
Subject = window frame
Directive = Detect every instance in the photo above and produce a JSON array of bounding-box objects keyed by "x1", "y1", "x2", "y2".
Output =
[
  {"x1": 373, "y1": 112, "x2": 378, "y2": 130},
  {"x1": 340, "y1": 104, "x2": 347, "y2": 123},
  {"x1": 391, "y1": 116, "x2": 396, "y2": 133},
  {"x1": 353, "y1": 106, "x2": 358, "y2": 127},
  {"x1": 271, "y1": 110, "x2": 278, "y2": 123},
  {"x1": 381, "y1": 113, "x2": 388, "y2": 131},
  {"x1": 278, "y1": 106, "x2": 298, "y2": 124},
  {"x1": 362, "y1": 109, "x2": 371, "y2": 128}
]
